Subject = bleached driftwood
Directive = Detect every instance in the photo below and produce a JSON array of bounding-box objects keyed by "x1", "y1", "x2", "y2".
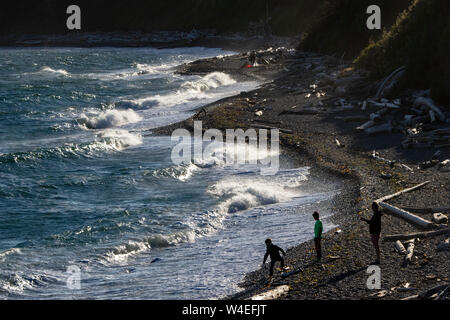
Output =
[
  {"x1": 395, "y1": 240, "x2": 407, "y2": 255},
  {"x1": 401, "y1": 207, "x2": 450, "y2": 214},
  {"x1": 419, "y1": 284, "x2": 449, "y2": 300},
  {"x1": 436, "y1": 285, "x2": 450, "y2": 300},
  {"x1": 437, "y1": 238, "x2": 450, "y2": 252},
  {"x1": 375, "y1": 181, "x2": 430, "y2": 204},
  {"x1": 383, "y1": 228, "x2": 450, "y2": 242},
  {"x1": 249, "y1": 285, "x2": 290, "y2": 300},
  {"x1": 335, "y1": 138, "x2": 344, "y2": 148},
  {"x1": 251, "y1": 124, "x2": 293, "y2": 134},
  {"x1": 401, "y1": 294, "x2": 419, "y2": 300},
  {"x1": 365, "y1": 123, "x2": 393, "y2": 135},
  {"x1": 356, "y1": 120, "x2": 375, "y2": 131},
  {"x1": 404, "y1": 239, "x2": 415, "y2": 263},
  {"x1": 368, "y1": 100, "x2": 400, "y2": 110},
  {"x1": 432, "y1": 213, "x2": 448, "y2": 224},
  {"x1": 375, "y1": 66, "x2": 406, "y2": 99},
  {"x1": 379, "y1": 202, "x2": 434, "y2": 229},
  {"x1": 414, "y1": 97, "x2": 446, "y2": 122}
]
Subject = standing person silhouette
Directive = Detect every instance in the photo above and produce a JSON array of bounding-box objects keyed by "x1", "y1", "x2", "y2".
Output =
[
  {"x1": 313, "y1": 211, "x2": 323, "y2": 261},
  {"x1": 262, "y1": 238, "x2": 285, "y2": 283},
  {"x1": 360, "y1": 202, "x2": 383, "y2": 264}
]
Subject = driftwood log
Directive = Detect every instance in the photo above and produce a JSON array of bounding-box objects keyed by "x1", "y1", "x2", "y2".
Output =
[
  {"x1": 400, "y1": 207, "x2": 450, "y2": 214},
  {"x1": 250, "y1": 124, "x2": 293, "y2": 134},
  {"x1": 248, "y1": 285, "x2": 290, "y2": 300},
  {"x1": 395, "y1": 240, "x2": 407, "y2": 255},
  {"x1": 383, "y1": 228, "x2": 450, "y2": 242},
  {"x1": 414, "y1": 97, "x2": 446, "y2": 122},
  {"x1": 375, "y1": 181, "x2": 430, "y2": 204},
  {"x1": 378, "y1": 202, "x2": 434, "y2": 229},
  {"x1": 418, "y1": 284, "x2": 449, "y2": 300}
]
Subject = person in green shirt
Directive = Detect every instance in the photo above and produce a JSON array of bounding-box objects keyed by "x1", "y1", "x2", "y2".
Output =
[{"x1": 313, "y1": 211, "x2": 323, "y2": 261}]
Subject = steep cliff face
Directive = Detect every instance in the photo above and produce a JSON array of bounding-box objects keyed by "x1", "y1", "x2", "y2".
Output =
[
  {"x1": 355, "y1": 0, "x2": 450, "y2": 104},
  {"x1": 297, "y1": 0, "x2": 413, "y2": 59}
]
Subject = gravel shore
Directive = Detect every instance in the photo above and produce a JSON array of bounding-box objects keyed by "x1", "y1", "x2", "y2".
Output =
[{"x1": 153, "y1": 44, "x2": 449, "y2": 300}]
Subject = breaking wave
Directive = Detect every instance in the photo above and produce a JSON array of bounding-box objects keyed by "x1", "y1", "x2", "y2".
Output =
[
  {"x1": 148, "y1": 163, "x2": 199, "y2": 182},
  {"x1": 40, "y1": 67, "x2": 70, "y2": 77},
  {"x1": 209, "y1": 169, "x2": 308, "y2": 214},
  {"x1": 116, "y1": 72, "x2": 237, "y2": 110},
  {"x1": 77, "y1": 109, "x2": 142, "y2": 129},
  {"x1": 0, "y1": 130, "x2": 142, "y2": 164}
]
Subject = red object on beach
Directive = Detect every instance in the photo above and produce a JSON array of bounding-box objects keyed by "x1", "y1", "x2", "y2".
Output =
[{"x1": 244, "y1": 64, "x2": 253, "y2": 68}]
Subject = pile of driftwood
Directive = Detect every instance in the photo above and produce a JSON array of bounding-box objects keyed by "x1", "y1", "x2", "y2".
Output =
[
  {"x1": 401, "y1": 283, "x2": 450, "y2": 300},
  {"x1": 374, "y1": 182, "x2": 450, "y2": 265},
  {"x1": 336, "y1": 84, "x2": 450, "y2": 154}
]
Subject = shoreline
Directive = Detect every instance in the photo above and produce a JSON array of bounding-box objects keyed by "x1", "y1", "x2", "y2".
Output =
[{"x1": 152, "y1": 44, "x2": 449, "y2": 300}]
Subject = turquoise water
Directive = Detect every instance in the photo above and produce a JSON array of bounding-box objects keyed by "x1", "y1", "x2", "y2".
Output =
[{"x1": 0, "y1": 47, "x2": 338, "y2": 299}]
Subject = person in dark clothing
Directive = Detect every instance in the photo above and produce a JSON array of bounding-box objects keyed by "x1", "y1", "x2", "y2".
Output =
[
  {"x1": 248, "y1": 51, "x2": 257, "y2": 66},
  {"x1": 262, "y1": 238, "x2": 285, "y2": 281},
  {"x1": 313, "y1": 211, "x2": 323, "y2": 261},
  {"x1": 360, "y1": 202, "x2": 383, "y2": 264}
]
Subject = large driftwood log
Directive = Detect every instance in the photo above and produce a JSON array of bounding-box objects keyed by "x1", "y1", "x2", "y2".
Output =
[
  {"x1": 379, "y1": 202, "x2": 434, "y2": 229},
  {"x1": 400, "y1": 207, "x2": 450, "y2": 214},
  {"x1": 383, "y1": 228, "x2": 450, "y2": 242},
  {"x1": 375, "y1": 66, "x2": 406, "y2": 99},
  {"x1": 249, "y1": 285, "x2": 290, "y2": 300},
  {"x1": 356, "y1": 120, "x2": 375, "y2": 131},
  {"x1": 375, "y1": 181, "x2": 431, "y2": 204},
  {"x1": 365, "y1": 123, "x2": 393, "y2": 135},
  {"x1": 414, "y1": 97, "x2": 446, "y2": 122}
]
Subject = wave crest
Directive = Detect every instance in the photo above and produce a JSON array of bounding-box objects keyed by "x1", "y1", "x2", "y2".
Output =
[{"x1": 77, "y1": 109, "x2": 142, "y2": 129}]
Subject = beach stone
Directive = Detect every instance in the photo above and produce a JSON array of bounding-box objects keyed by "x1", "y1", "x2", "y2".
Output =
[{"x1": 433, "y1": 213, "x2": 448, "y2": 224}]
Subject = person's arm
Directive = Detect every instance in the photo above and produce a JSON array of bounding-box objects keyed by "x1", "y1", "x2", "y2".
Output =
[
  {"x1": 360, "y1": 217, "x2": 370, "y2": 223},
  {"x1": 318, "y1": 221, "x2": 323, "y2": 238},
  {"x1": 263, "y1": 251, "x2": 269, "y2": 265}
]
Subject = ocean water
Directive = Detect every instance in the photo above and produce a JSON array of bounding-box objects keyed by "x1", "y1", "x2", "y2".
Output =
[{"x1": 0, "y1": 47, "x2": 339, "y2": 299}]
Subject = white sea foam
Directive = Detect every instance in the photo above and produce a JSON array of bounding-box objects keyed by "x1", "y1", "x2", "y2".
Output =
[
  {"x1": 0, "y1": 130, "x2": 142, "y2": 164},
  {"x1": 40, "y1": 66, "x2": 70, "y2": 76},
  {"x1": 0, "y1": 248, "x2": 21, "y2": 260},
  {"x1": 104, "y1": 231, "x2": 196, "y2": 264},
  {"x1": 77, "y1": 109, "x2": 142, "y2": 129},
  {"x1": 119, "y1": 72, "x2": 237, "y2": 110},
  {"x1": 195, "y1": 141, "x2": 280, "y2": 167},
  {"x1": 149, "y1": 162, "x2": 199, "y2": 181},
  {"x1": 95, "y1": 129, "x2": 143, "y2": 150},
  {"x1": 209, "y1": 169, "x2": 308, "y2": 214},
  {"x1": 105, "y1": 241, "x2": 150, "y2": 264}
]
